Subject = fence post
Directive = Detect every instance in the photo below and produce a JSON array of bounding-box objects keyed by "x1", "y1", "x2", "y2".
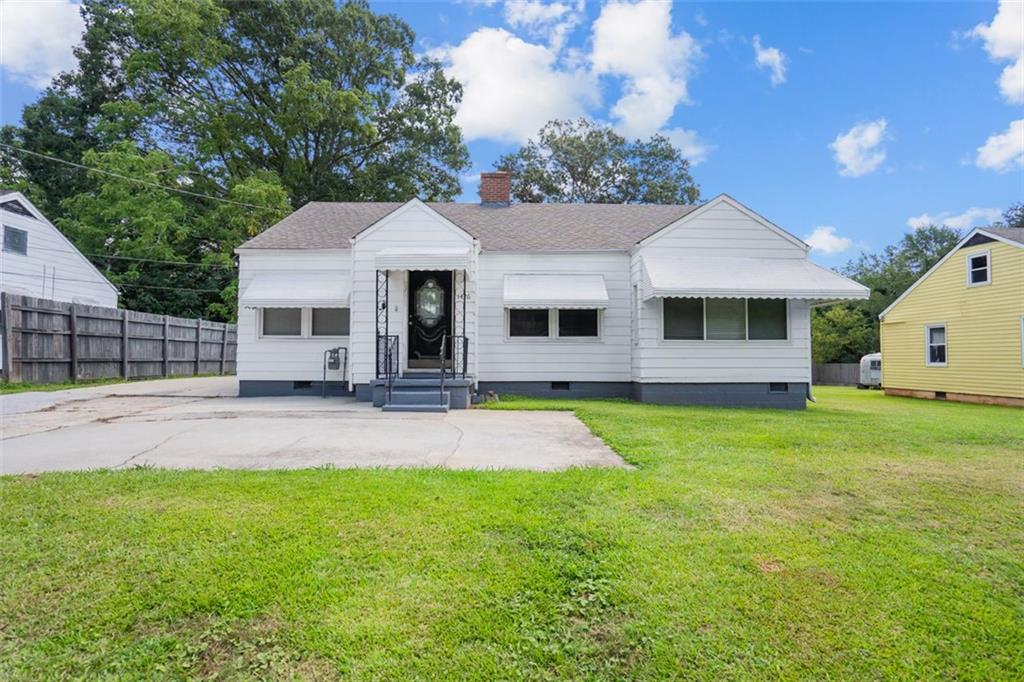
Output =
[
  {"x1": 121, "y1": 309, "x2": 130, "y2": 379},
  {"x1": 219, "y1": 323, "x2": 228, "y2": 374},
  {"x1": 162, "y1": 316, "x2": 170, "y2": 377},
  {"x1": 68, "y1": 303, "x2": 78, "y2": 383},
  {"x1": 1, "y1": 291, "x2": 18, "y2": 383},
  {"x1": 195, "y1": 318, "x2": 202, "y2": 376}
]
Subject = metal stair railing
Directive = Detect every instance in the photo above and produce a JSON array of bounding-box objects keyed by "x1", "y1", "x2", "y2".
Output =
[
  {"x1": 438, "y1": 335, "x2": 447, "y2": 405},
  {"x1": 376, "y1": 334, "x2": 399, "y2": 404}
]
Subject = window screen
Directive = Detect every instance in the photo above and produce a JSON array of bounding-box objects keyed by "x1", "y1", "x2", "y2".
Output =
[
  {"x1": 312, "y1": 308, "x2": 350, "y2": 336},
  {"x1": 747, "y1": 299, "x2": 787, "y2": 340},
  {"x1": 558, "y1": 309, "x2": 598, "y2": 337},
  {"x1": 663, "y1": 298, "x2": 703, "y2": 340},
  {"x1": 509, "y1": 309, "x2": 549, "y2": 337},
  {"x1": 968, "y1": 253, "x2": 990, "y2": 285},
  {"x1": 706, "y1": 298, "x2": 746, "y2": 340},
  {"x1": 262, "y1": 308, "x2": 301, "y2": 336},
  {"x1": 927, "y1": 325, "x2": 946, "y2": 365},
  {"x1": 3, "y1": 225, "x2": 28, "y2": 255}
]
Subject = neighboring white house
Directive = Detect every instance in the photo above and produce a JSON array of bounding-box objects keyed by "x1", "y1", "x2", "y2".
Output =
[
  {"x1": 235, "y1": 173, "x2": 868, "y2": 410},
  {"x1": 1, "y1": 190, "x2": 119, "y2": 368}
]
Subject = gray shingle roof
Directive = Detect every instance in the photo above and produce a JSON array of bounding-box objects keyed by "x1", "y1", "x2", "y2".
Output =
[
  {"x1": 239, "y1": 201, "x2": 701, "y2": 251},
  {"x1": 982, "y1": 226, "x2": 1024, "y2": 246}
]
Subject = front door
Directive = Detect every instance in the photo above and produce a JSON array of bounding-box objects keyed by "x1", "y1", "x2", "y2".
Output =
[{"x1": 408, "y1": 270, "x2": 452, "y2": 368}]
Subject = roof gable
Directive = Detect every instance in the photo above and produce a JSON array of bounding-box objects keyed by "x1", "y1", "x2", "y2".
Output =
[
  {"x1": 879, "y1": 227, "x2": 1023, "y2": 320},
  {"x1": 637, "y1": 195, "x2": 809, "y2": 252},
  {"x1": 352, "y1": 199, "x2": 475, "y2": 245},
  {"x1": 0, "y1": 191, "x2": 118, "y2": 296}
]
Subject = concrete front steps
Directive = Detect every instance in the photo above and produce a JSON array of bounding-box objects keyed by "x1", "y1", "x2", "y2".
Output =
[{"x1": 371, "y1": 374, "x2": 474, "y2": 412}]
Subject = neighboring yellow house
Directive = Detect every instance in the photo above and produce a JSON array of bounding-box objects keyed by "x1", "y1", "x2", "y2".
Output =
[{"x1": 879, "y1": 226, "x2": 1024, "y2": 407}]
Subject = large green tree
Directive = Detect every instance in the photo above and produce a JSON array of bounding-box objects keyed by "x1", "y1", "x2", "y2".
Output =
[
  {"x1": 813, "y1": 225, "x2": 962, "y2": 363},
  {"x1": 117, "y1": 0, "x2": 468, "y2": 204},
  {"x1": 494, "y1": 119, "x2": 700, "y2": 204},
  {"x1": 1, "y1": 0, "x2": 469, "y2": 320},
  {"x1": 58, "y1": 143, "x2": 291, "y2": 318}
]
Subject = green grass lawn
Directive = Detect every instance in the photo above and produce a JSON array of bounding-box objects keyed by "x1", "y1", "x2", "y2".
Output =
[{"x1": 2, "y1": 387, "x2": 1022, "y2": 679}]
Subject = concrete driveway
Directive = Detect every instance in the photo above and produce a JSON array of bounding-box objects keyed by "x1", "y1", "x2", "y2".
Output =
[{"x1": 1, "y1": 377, "x2": 627, "y2": 474}]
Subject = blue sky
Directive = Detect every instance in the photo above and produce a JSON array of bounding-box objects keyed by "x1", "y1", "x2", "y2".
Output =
[{"x1": 2, "y1": 1, "x2": 1022, "y2": 266}]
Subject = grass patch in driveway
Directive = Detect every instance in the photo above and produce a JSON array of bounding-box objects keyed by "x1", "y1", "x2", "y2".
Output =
[{"x1": 1, "y1": 387, "x2": 1022, "y2": 679}]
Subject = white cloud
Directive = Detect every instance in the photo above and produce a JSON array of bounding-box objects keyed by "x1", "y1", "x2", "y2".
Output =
[
  {"x1": 664, "y1": 127, "x2": 713, "y2": 166},
  {"x1": 829, "y1": 119, "x2": 888, "y2": 177},
  {"x1": 969, "y1": 0, "x2": 1024, "y2": 103},
  {"x1": 433, "y1": 28, "x2": 597, "y2": 142},
  {"x1": 804, "y1": 226, "x2": 852, "y2": 255},
  {"x1": 0, "y1": 0, "x2": 84, "y2": 88},
  {"x1": 906, "y1": 207, "x2": 1002, "y2": 230},
  {"x1": 504, "y1": 0, "x2": 584, "y2": 52},
  {"x1": 590, "y1": 0, "x2": 701, "y2": 139},
  {"x1": 752, "y1": 35, "x2": 787, "y2": 86},
  {"x1": 976, "y1": 119, "x2": 1024, "y2": 172}
]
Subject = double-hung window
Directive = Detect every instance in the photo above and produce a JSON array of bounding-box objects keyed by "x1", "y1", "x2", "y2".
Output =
[
  {"x1": 312, "y1": 308, "x2": 350, "y2": 336},
  {"x1": 261, "y1": 307, "x2": 350, "y2": 338},
  {"x1": 262, "y1": 308, "x2": 302, "y2": 336},
  {"x1": 662, "y1": 298, "x2": 787, "y2": 341},
  {"x1": 507, "y1": 308, "x2": 600, "y2": 338},
  {"x1": 925, "y1": 324, "x2": 947, "y2": 366},
  {"x1": 508, "y1": 309, "x2": 550, "y2": 337},
  {"x1": 966, "y1": 251, "x2": 990, "y2": 286},
  {"x1": 557, "y1": 309, "x2": 599, "y2": 337}
]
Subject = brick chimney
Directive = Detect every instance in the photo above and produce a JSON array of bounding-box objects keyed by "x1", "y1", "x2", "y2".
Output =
[{"x1": 479, "y1": 171, "x2": 510, "y2": 207}]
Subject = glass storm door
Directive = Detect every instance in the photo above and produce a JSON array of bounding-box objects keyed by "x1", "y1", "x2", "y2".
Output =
[{"x1": 408, "y1": 270, "x2": 452, "y2": 366}]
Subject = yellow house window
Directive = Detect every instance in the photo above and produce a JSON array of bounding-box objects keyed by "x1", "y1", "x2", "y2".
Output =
[
  {"x1": 966, "y1": 251, "x2": 991, "y2": 287},
  {"x1": 925, "y1": 324, "x2": 947, "y2": 367}
]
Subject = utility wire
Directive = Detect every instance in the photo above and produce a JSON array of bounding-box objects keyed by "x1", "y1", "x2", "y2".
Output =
[
  {"x1": 25, "y1": 243, "x2": 238, "y2": 269},
  {"x1": 0, "y1": 142, "x2": 279, "y2": 211},
  {"x1": 0, "y1": 268, "x2": 224, "y2": 292}
]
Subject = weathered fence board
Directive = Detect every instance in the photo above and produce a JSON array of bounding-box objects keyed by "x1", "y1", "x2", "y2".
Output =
[
  {"x1": 1, "y1": 292, "x2": 237, "y2": 384},
  {"x1": 812, "y1": 363, "x2": 860, "y2": 386}
]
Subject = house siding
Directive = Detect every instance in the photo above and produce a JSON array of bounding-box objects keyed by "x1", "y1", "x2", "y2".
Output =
[
  {"x1": 1, "y1": 201, "x2": 117, "y2": 307},
  {"x1": 880, "y1": 240, "x2": 1024, "y2": 400},
  {"x1": 631, "y1": 201, "x2": 812, "y2": 384},
  {"x1": 236, "y1": 249, "x2": 352, "y2": 383},
  {"x1": 476, "y1": 252, "x2": 632, "y2": 382}
]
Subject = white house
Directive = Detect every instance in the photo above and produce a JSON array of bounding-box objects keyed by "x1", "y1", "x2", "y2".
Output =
[
  {"x1": 1, "y1": 190, "x2": 119, "y2": 368},
  {"x1": 235, "y1": 172, "x2": 867, "y2": 410}
]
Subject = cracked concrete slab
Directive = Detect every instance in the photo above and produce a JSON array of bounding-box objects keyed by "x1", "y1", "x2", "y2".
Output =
[{"x1": 1, "y1": 377, "x2": 628, "y2": 474}]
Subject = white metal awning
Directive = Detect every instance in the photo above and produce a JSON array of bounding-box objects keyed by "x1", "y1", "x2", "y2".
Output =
[
  {"x1": 374, "y1": 247, "x2": 471, "y2": 270},
  {"x1": 240, "y1": 272, "x2": 350, "y2": 308},
  {"x1": 640, "y1": 255, "x2": 869, "y2": 301},
  {"x1": 503, "y1": 274, "x2": 609, "y2": 309}
]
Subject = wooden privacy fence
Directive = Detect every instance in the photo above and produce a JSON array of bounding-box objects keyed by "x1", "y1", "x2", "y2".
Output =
[
  {"x1": 1, "y1": 292, "x2": 236, "y2": 385},
  {"x1": 812, "y1": 362, "x2": 860, "y2": 386}
]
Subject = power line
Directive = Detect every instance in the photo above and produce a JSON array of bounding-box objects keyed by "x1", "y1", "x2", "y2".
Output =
[
  {"x1": 26, "y1": 243, "x2": 238, "y2": 269},
  {"x1": 6, "y1": 270, "x2": 225, "y2": 293},
  {"x1": 0, "y1": 142, "x2": 280, "y2": 211}
]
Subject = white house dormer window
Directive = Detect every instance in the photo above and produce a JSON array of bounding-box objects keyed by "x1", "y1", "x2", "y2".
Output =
[{"x1": 966, "y1": 251, "x2": 990, "y2": 287}]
